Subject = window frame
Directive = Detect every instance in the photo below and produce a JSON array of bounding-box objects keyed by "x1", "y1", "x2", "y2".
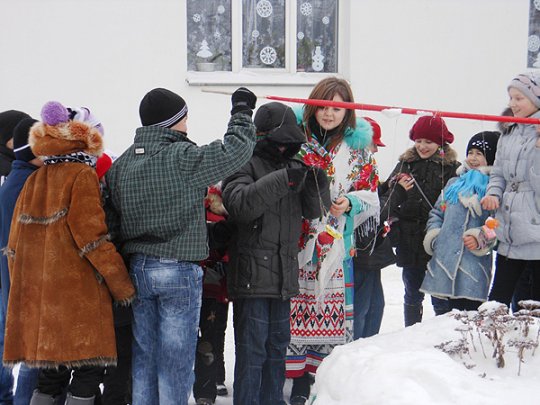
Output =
[{"x1": 186, "y1": 0, "x2": 350, "y2": 86}]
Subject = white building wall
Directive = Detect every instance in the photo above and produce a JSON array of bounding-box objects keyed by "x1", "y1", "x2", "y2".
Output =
[{"x1": 0, "y1": 0, "x2": 530, "y2": 177}]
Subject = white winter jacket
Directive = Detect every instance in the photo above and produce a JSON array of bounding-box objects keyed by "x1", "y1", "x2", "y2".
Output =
[{"x1": 486, "y1": 110, "x2": 540, "y2": 259}]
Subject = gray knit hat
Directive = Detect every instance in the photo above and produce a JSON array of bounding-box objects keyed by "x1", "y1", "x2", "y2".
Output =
[{"x1": 508, "y1": 72, "x2": 540, "y2": 108}]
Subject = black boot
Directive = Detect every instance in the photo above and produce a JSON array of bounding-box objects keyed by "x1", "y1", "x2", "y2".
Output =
[
  {"x1": 290, "y1": 372, "x2": 311, "y2": 405},
  {"x1": 404, "y1": 304, "x2": 423, "y2": 327}
]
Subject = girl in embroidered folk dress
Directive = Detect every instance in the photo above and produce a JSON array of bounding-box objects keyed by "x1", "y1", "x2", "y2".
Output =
[
  {"x1": 481, "y1": 72, "x2": 540, "y2": 306},
  {"x1": 286, "y1": 78, "x2": 379, "y2": 405},
  {"x1": 420, "y1": 131, "x2": 500, "y2": 311}
]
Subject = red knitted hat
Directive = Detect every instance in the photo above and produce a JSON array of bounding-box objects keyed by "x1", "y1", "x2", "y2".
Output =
[
  {"x1": 364, "y1": 117, "x2": 385, "y2": 147},
  {"x1": 409, "y1": 116, "x2": 454, "y2": 146},
  {"x1": 96, "y1": 153, "x2": 113, "y2": 180}
]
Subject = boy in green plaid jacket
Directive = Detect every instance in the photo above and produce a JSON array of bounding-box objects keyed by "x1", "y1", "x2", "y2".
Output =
[{"x1": 105, "y1": 87, "x2": 257, "y2": 405}]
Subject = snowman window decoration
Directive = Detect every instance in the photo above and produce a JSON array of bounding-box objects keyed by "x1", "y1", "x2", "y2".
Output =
[{"x1": 312, "y1": 46, "x2": 325, "y2": 72}]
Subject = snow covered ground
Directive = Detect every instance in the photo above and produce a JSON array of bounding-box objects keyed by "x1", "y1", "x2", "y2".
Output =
[{"x1": 211, "y1": 266, "x2": 540, "y2": 405}]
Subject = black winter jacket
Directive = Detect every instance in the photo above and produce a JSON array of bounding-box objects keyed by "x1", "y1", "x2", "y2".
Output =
[
  {"x1": 354, "y1": 181, "x2": 408, "y2": 271},
  {"x1": 386, "y1": 146, "x2": 459, "y2": 268},
  {"x1": 223, "y1": 139, "x2": 329, "y2": 300}
]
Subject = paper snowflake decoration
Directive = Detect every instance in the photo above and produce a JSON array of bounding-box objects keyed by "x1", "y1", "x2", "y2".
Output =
[
  {"x1": 534, "y1": 53, "x2": 540, "y2": 68},
  {"x1": 217, "y1": 5, "x2": 225, "y2": 14},
  {"x1": 252, "y1": 30, "x2": 260, "y2": 39},
  {"x1": 256, "y1": 0, "x2": 273, "y2": 18},
  {"x1": 214, "y1": 31, "x2": 221, "y2": 40},
  {"x1": 192, "y1": 13, "x2": 201, "y2": 23},
  {"x1": 300, "y1": 2, "x2": 312, "y2": 16},
  {"x1": 297, "y1": 31, "x2": 305, "y2": 40},
  {"x1": 260, "y1": 46, "x2": 277, "y2": 65},
  {"x1": 535, "y1": 0, "x2": 540, "y2": 11},
  {"x1": 529, "y1": 35, "x2": 540, "y2": 53},
  {"x1": 322, "y1": 16, "x2": 330, "y2": 25}
]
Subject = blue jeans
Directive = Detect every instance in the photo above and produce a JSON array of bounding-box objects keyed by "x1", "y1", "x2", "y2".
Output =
[
  {"x1": 13, "y1": 365, "x2": 39, "y2": 405},
  {"x1": 353, "y1": 268, "x2": 384, "y2": 339},
  {"x1": 0, "y1": 288, "x2": 13, "y2": 405},
  {"x1": 130, "y1": 254, "x2": 203, "y2": 405},
  {"x1": 233, "y1": 298, "x2": 290, "y2": 405},
  {"x1": 402, "y1": 266, "x2": 449, "y2": 314}
]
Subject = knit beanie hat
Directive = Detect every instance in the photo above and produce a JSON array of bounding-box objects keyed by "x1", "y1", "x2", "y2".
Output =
[
  {"x1": 466, "y1": 131, "x2": 500, "y2": 166},
  {"x1": 0, "y1": 110, "x2": 31, "y2": 146},
  {"x1": 96, "y1": 152, "x2": 113, "y2": 179},
  {"x1": 409, "y1": 116, "x2": 454, "y2": 146},
  {"x1": 139, "y1": 88, "x2": 188, "y2": 128},
  {"x1": 13, "y1": 118, "x2": 38, "y2": 162},
  {"x1": 508, "y1": 72, "x2": 540, "y2": 108},
  {"x1": 364, "y1": 117, "x2": 384, "y2": 147}
]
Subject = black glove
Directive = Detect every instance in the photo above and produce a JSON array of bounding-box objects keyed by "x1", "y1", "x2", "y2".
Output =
[
  {"x1": 231, "y1": 87, "x2": 257, "y2": 116},
  {"x1": 304, "y1": 168, "x2": 331, "y2": 210},
  {"x1": 286, "y1": 166, "x2": 308, "y2": 191}
]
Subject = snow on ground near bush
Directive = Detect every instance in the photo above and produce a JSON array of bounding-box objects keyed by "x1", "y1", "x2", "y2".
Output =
[{"x1": 312, "y1": 312, "x2": 539, "y2": 405}]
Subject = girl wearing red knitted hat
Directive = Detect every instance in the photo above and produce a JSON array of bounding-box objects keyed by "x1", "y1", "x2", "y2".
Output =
[{"x1": 384, "y1": 115, "x2": 460, "y2": 326}]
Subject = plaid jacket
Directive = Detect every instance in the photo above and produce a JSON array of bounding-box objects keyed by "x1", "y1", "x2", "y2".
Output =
[{"x1": 105, "y1": 113, "x2": 256, "y2": 261}]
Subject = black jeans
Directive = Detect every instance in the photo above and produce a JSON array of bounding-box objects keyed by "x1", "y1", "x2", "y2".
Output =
[
  {"x1": 100, "y1": 324, "x2": 133, "y2": 405},
  {"x1": 489, "y1": 255, "x2": 540, "y2": 306},
  {"x1": 193, "y1": 298, "x2": 229, "y2": 401},
  {"x1": 38, "y1": 365, "x2": 104, "y2": 398}
]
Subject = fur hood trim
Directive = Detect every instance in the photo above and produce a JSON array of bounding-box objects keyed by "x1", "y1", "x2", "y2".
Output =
[
  {"x1": 29, "y1": 120, "x2": 103, "y2": 158},
  {"x1": 399, "y1": 144, "x2": 458, "y2": 165},
  {"x1": 4, "y1": 356, "x2": 117, "y2": 369},
  {"x1": 292, "y1": 106, "x2": 373, "y2": 150},
  {"x1": 343, "y1": 117, "x2": 373, "y2": 150}
]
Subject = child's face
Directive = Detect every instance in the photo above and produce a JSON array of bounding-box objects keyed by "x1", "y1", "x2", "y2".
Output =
[
  {"x1": 508, "y1": 88, "x2": 539, "y2": 118},
  {"x1": 466, "y1": 148, "x2": 487, "y2": 169},
  {"x1": 315, "y1": 94, "x2": 347, "y2": 131},
  {"x1": 414, "y1": 139, "x2": 439, "y2": 159}
]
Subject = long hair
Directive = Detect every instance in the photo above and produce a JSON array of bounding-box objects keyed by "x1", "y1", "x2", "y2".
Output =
[{"x1": 303, "y1": 77, "x2": 356, "y2": 150}]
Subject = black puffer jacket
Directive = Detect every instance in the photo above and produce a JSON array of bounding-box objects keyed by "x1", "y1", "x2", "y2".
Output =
[
  {"x1": 354, "y1": 181, "x2": 408, "y2": 271},
  {"x1": 387, "y1": 146, "x2": 459, "y2": 268},
  {"x1": 223, "y1": 138, "x2": 329, "y2": 300}
]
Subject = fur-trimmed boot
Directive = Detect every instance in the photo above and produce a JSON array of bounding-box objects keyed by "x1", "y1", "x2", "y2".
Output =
[
  {"x1": 29, "y1": 390, "x2": 57, "y2": 405},
  {"x1": 65, "y1": 393, "x2": 95, "y2": 405},
  {"x1": 404, "y1": 303, "x2": 423, "y2": 327}
]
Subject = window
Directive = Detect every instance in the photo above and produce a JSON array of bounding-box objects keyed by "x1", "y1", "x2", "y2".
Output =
[
  {"x1": 186, "y1": 0, "x2": 346, "y2": 85},
  {"x1": 529, "y1": 0, "x2": 540, "y2": 68}
]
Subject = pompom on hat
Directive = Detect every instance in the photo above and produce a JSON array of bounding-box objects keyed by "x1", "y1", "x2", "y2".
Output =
[
  {"x1": 41, "y1": 101, "x2": 104, "y2": 135},
  {"x1": 409, "y1": 115, "x2": 454, "y2": 146},
  {"x1": 139, "y1": 88, "x2": 188, "y2": 128},
  {"x1": 508, "y1": 72, "x2": 540, "y2": 108}
]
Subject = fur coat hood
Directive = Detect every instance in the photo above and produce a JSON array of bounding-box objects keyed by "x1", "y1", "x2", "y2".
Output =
[
  {"x1": 398, "y1": 144, "x2": 458, "y2": 166},
  {"x1": 29, "y1": 119, "x2": 103, "y2": 158}
]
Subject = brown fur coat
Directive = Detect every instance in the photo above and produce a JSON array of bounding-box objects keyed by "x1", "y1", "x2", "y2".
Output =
[{"x1": 3, "y1": 119, "x2": 135, "y2": 368}]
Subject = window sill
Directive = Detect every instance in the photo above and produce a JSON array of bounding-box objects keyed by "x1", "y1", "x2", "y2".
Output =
[{"x1": 185, "y1": 71, "x2": 345, "y2": 86}]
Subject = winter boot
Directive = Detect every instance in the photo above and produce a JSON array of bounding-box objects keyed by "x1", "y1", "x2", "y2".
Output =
[
  {"x1": 65, "y1": 393, "x2": 95, "y2": 405},
  {"x1": 30, "y1": 390, "x2": 57, "y2": 405},
  {"x1": 404, "y1": 303, "x2": 423, "y2": 327}
]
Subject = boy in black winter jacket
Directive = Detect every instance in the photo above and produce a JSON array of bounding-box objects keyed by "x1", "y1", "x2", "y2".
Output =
[{"x1": 222, "y1": 102, "x2": 331, "y2": 405}]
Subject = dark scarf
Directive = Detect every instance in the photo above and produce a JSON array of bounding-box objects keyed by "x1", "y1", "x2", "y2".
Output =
[{"x1": 43, "y1": 151, "x2": 97, "y2": 168}]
